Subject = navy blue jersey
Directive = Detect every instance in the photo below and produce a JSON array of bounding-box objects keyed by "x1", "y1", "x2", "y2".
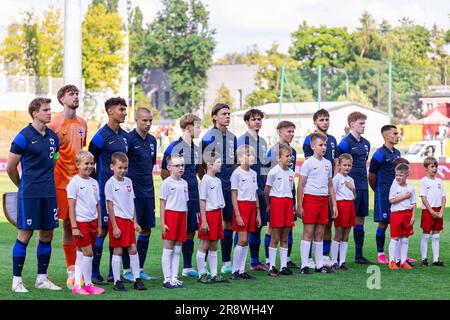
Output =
[
  {"x1": 89, "y1": 124, "x2": 128, "y2": 194},
  {"x1": 336, "y1": 133, "x2": 370, "y2": 190},
  {"x1": 162, "y1": 137, "x2": 201, "y2": 200},
  {"x1": 303, "y1": 132, "x2": 337, "y2": 171},
  {"x1": 126, "y1": 129, "x2": 157, "y2": 198},
  {"x1": 201, "y1": 127, "x2": 237, "y2": 191},
  {"x1": 10, "y1": 124, "x2": 60, "y2": 198},
  {"x1": 237, "y1": 132, "x2": 270, "y2": 195},
  {"x1": 369, "y1": 145, "x2": 401, "y2": 198},
  {"x1": 267, "y1": 142, "x2": 297, "y2": 202}
]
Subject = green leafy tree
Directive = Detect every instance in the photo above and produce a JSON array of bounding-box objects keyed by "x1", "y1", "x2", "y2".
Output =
[
  {"x1": 212, "y1": 83, "x2": 233, "y2": 110},
  {"x1": 82, "y1": 2, "x2": 125, "y2": 93},
  {"x1": 22, "y1": 11, "x2": 40, "y2": 77},
  {"x1": 338, "y1": 84, "x2": 373, "y2": 107},
  {"x1": 38, "y1": 6, "x2": 63, "y2": 77},
  {"x1": 0, "y1": 23, "x2": 25, "y2": 75}
]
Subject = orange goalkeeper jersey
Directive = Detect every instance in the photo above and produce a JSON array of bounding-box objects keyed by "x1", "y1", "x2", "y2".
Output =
[{"x1": 48, "y1": 112, "x2": 88, "y2": 189}]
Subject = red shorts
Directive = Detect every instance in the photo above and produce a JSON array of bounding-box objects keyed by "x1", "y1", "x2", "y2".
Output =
[
  {"x1": 56, "y1": 188, "x2": 69, "y2": 220},
  {"x1": 73, "y1": 220, "x2": 97, "y2": 248},
  {"x1": 232, "y1": 201, "x2": 257, "y2": 232},
  {"x1": 108, "y1": 217, "x2": 136, "y2": 247},
  {"x1": 421, "y1": 207, "x2": 443, "y2": 233},
  {"x1": 198, "y1": 209, "x2": 224, "y2": 241},
  {"x1": 302, "y1": 194, "x2": 329, "y2": 225},
  {"x1": 334, "y1": 200, "x2": 355, "y2": 228},
  {"x1": 270, "y1": 197, "x2": 295, "y2": 228},
  {"x1": 162, "y1": 210, "x2": 187, "y2": 242},
  {"x1": 390, "y1": 210, "x2": 414, "y2": 238}
]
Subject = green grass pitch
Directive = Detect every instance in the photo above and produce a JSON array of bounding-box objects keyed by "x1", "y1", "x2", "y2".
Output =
[{"x1": 1, "y1": 173, "x2": 450, "y2": 300}]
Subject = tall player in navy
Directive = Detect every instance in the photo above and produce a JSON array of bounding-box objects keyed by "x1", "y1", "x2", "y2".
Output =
[
  {"x1": 7, "y1": 98, "x2": 62, "y2": 292},
  {"x1": 266, "y1": 121, "x2": 298, "y2": 269},
  {"x1": 126, "y1": 107, "x2": 158, "y2": 281},
  {"x1": 236, "y1": 109, "x2": 270, "y2": 272},
  {"x1": 336, "y1": 112, "x2": 373, "y2": 265},
  {"x1": 162, "y1": 113, "x2": 203, "y2": 278},
  {"x1": 368, "y1": 125, "x2": 401, "y2": 264},
  {"x1": 302, "y1": 109, "x2": 337, "y2": 266},
  {"x1": 201, "y1": 104, "x2": 237, "y2": 274},
  {"x1": 89, "y1": 97, "x2": 129, "y2": 285}
]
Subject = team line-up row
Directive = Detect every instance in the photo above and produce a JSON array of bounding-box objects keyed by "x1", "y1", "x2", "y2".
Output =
[{"x1": 6, "y1": 87, "x2": 446, "y2": 295}]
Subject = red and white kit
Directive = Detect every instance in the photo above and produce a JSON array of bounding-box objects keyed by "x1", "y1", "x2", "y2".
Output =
[
  {"x1": 266, "y1": 165, "x2": 295, "y2": 228},
  {"x1": 198, "y1": 174, "x2": 225, "y2": 240},
  {"x1": 332, "y1": 172, "x2": 356, "y2": 228},
  {"x1": 160, "y1": 177, "x2": 189, "y2": 241},
  {"x1": 419, "y1": 176, "x2": 445, "y2": 233}
]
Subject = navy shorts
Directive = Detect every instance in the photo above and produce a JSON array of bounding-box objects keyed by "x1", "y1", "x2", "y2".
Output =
[
  {"x1": 99, "y1": 194, "x2": 109, "y2": 228},
  {"x1": 354, "y1": 190, "x2": 369, "y2": 217},
  {"x1": 135, "y1": 197, "x2": 156, "y2": 230},
  {"x1": 222, "y1": 190, "x2": 233, "y2": 223},
  {"x1": 17, "y1": 197, "x2": 59, "y2": 230},
  {"x1": 258, "y1": 194, "x2": 268, "y2": 227},
  {"x1": 187, "y1": 199, "x2": 200, "y2": 232},
  {"x1": 374, "y1": 196, "x2": 391, "y2": 223}
]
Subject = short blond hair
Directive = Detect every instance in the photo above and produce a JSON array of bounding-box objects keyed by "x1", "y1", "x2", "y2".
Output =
[
  {"x1": 278, "y1": 143, "x2": 292, "y2": 158},
  {"x1": 180, "y1": 113, "x2": 201, "y2": 129},
  {"x1": 338, "y1": 153, "x2": 353, "y2": 164},
  {"x1": 236, "y1": 144, "x2": 255, "y2": 160},
  {"x1": 111, "y1": 152, "x2": 128, "y2": 165},
  {"x1": 76, "y1": 150, "x2": 94, "y2": 165},
  {"x1": 423, "y1": 156, "x2": 438, "y2": 168},
  {"x1": 347, "y1": 111, "x2": 367, "y2": 126}
]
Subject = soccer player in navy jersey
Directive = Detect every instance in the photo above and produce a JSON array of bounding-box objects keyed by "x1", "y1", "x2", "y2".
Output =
[
  {"x1": 236, "y1": 109, "x2": 270, "y2": 272},
  {"x1": 266, "y1": 121, "x2": 298, "y2": 269},
  {"x1": 162, "y1": 113, "x2": 203, "y2": 278},
  {"x1": 88, "y1": 97, "x2": 129, "y2": 285},
  {"x1": 201, "y1": 104, "x2": 237, "y2": 274},
  {"x1": 302, "y1": 109, "x2": 337, "y2": 267},
  {"x1": 335, "y1": 112, "x2": 373, "y2": 265},
  {"x1": 368, "y1": 125, "x2": 402, "y2": 264},
  {"x1": 126, "y1": 107, "x2": 158, "y2": 281},
  {"x1": 8, "y1": 97, "x2": 62, "y2": 292}
]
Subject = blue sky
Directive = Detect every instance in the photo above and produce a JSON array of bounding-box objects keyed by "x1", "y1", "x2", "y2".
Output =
[{"x1": 1, "y1": 0, "x2": 449, "y2": 59}]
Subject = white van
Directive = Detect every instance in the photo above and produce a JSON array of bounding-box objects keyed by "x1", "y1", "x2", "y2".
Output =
[{"x1": 404, "y1": 140, "x2": 448, "y2": 163}]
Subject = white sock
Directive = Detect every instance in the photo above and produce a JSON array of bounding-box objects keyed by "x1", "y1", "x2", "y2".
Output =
[
  {"x1": 314, "y1": 241, "x2": 324, "y2": 269},
  {"x1": 421, "y1": 234, "x2": 430, "y2": 260},
  {"x1": 196, "y1": 251, "x2": 206, "y2": 276},
  {"x1": 82, "y1": 255, "x2": 93, "y2": 285},
  {"x1": 400, "y1": 238, "x2": 409, "y2": 263},
  {"x1": 280, "y1": 247, "x2": 288, "y2": 269},
  {"x1": 36, "y1": 274, "x2": 48, "y2": 282},
  {"x1": 269, "y1": 247, "x2": 277, "y2": 269},
  {"x1": 395, "y1": 238, "x2": 401, "y2": 263},
  {"x1": 331, "y1": 240, "x2": 340, "y2": 264},
  {"x1": 171, "y1": 245, "x2": 181, "y2": 281},
  {"x1": 13, "y1": 276, "x2": 23, "y2": 287},
  {"x1": 339, "y1": 241, "x2": 348, "y2": 266},
  {"x1": 432, "y1": 234, "x2": 440, "y2": 262},
  {"x1": 207, "y1": 250, "x2": 218, "y2": 277},
  {"x1": 112, "y1": 255, "x2": 121, "y2": 284},
  {"x1": 74, "y1": 251, "x2": 83, "y2": 286},
  {"x1": 233, "y1": 245, "x2": 244, "y2": 273},
  {"x1": 130, "y1": 253, "x2": 140, "y2": 281},
  {"x1": 389, "y1": 239, "x2": 398, "y2": 263},
  {"x1": 162, "y1": 248, "x2": 173, "y2": 282},
  {"x1": 239, "y1": 246, "x2": 248, "y2": 273},
  {"x1": 300, "y1": 240, "x2": 311, "y2": 269}
]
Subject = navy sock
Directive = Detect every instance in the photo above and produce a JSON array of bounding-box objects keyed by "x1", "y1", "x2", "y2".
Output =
[
  {"x1": 92, "y1": 236, "x2": 104, "y2": 277},
  {"x1": 323, "y1": 240, "x2": 331, "y2": 256},
  {"x1": 264, "y1": 234, "x2": 271, "y2": 260},
  {"x1": 12, "y1": 239, "x2": 28, "y2": 277},
  {"x1": 354, "y1": 225, "x2": 365, "y2": 259},
  {"x1": 182, "y1": 239, "x2": 194, "y2": 269},
  {"x1": 122, "y1": 248, "x2": 130, "y2": 270},
  {"x1": 249, "y1": 230, "x2": 261, "y2": 265},
  {"x1": 137, "y1": 235, "x2": 149, "y2": 269},
  {"x1": 221, "y1": 229, "x2": 233, "y2": 262},
  {"x1": 288, "y1": 231, "x2": 293, "y2": 257},
  {"x1": 376, "y1": 227, "x2": 386, "y2": 253},
  {"x1": 36, "y1": 240, "x2": 52, "y2": 275},
  {"x1": 108, "y1": 247, "x2": 114, "y2": 277},
  {"x1": 233, "y1": 232, "x2": 239, "y2": 247}
]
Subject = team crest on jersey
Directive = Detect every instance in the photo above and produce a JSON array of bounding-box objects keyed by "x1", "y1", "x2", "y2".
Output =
[
  {"x1": 92, "y1": 185, "x2": 98, "y2": 193},
  {"x1": 289, "y1": 176, "x2": 293, "y2": 182},
  {"x1": 184, "y1": 186, "x2": 188, "y2": 193},
  {"x1": 78, "y1": 128, "x2": 84, "y2": 137},
  {"x1": 438, "y1": 184, "x2": 442, "y2": 189},
  {"x1": 27, "y1": 219, "x2": 32, "y2": 226},
  {"x1": 150, "y1": 144, "x2": 155, "y2": 151},
  {"x1": 383, "y1": 212, "x2": 388, "y2": 219},
  {"x1": 325, "y1": 165, "x2": 330, "y2": 172},
  {"x1": 127, "y1": 186, "x2": 132, "y2": 192},
  {"x1": 49, "y1": 138, "x2": 55, "y2": 145},
  {"x1": 252, "y1": 177, "x2": 256, "y2": 183}
]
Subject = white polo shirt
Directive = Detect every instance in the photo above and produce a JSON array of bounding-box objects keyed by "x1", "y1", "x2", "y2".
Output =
[
  {"x1": 230, "y1": 167, "x2": 258, "y2": 201},
  {"x1": 266, "y1": 165, "x2": 295, "y2": 198},
  {"x1": 199, "y1": 174, "x2": 225, "y2": 211},
  {"x1": 105, "y1": 176, "x2": 135, "y2": 220},
  {"x1": 419, "y1": 176, "x2": 446, "y2": 208},
  {"x1": 332, "y1": 173, "x2": 355, "y2": 201},
  {"x1": 66, "y1": 175, "x2": 100, "y2": 222},
  {"x1": 389, "y1": 180, "x2": 416, "y2": 212},
  {"x1": 300, "y1": 156, "x2": 332, "y2": 196},
  {"x1": 160, "y1": 176, "x2": 189, "y2": 212}
]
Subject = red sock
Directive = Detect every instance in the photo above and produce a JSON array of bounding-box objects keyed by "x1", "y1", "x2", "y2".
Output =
[{"x1": 63, "y1": 244, "x2": 77, "y2": 269}]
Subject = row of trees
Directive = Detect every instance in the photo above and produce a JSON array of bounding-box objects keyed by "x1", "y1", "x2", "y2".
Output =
[{"x1": 1, "y1": 1, "x2": 449, "y2": 121}]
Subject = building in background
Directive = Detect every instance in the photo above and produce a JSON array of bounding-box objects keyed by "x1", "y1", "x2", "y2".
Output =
[{"x1": 418, "y1": 86, "x2": 450, "y2": 115}]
